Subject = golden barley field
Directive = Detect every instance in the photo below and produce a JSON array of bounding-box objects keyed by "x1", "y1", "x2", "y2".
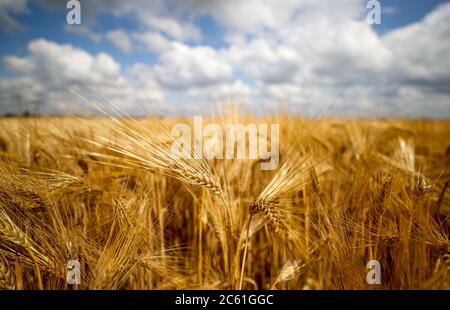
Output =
[{"x1": 0, "y1": 115, "x2": 449, "y2": 290}]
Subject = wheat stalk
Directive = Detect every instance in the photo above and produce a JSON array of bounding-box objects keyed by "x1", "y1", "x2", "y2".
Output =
[
  {"x1": 0, "y1": 208, "x2": 55, "y2": 275},
  {"x1": 0, "y1": 253, "x2": 15, "y2": 290},
  {"x1": 0, "y1": 209, "x2": 36, "y2": 251},
  {"x1": 271, "y1": 259, "x2": 305, "y2": 289},
  {"x1": 250, "y1": 199, "x2": 286, "y2": 235},
  {"x1": 71, "y1": 92, "x2": 224, "y2": 198}
]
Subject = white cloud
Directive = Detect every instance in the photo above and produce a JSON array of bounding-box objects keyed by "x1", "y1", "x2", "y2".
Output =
[
  {"x1": 214, "y1": 2, "x2": 392, "y2": 116},
  {"x1": 106, "y1": 29, "x2": 133, "y2": 53},
  {"x1": 0, "y1": 76, "x2": 43, "y2": 109},
  {"x1": 185, "y1": 80, "x2": 252, "y2": 102},
  {"x1": 1, "y1": 39, "x2": 166, "y2": 114},
  {"x1": 196, "y1": 0, "x2": 301, "y2": 33},
  {"x1": 24, "y1": 39, "x2": 117, "y2": 83},
  {"x1": 4, "y1": 55, "x2": 33, "y2": 72},
  {"x1": 214, "y1": 1, "x2": 449, "y2": 117},
  {"x1": 127, "y1": 63, "x2": 166, "y2": 102},
  {"x1": 383, "y1": 3, "x2": 450, "y2": 92},
  {"x1": 154, "y1": 42, "x2": 234, "y2": 89},
  {"x1": 223, "y1": 39, "x2": 301, "y2": 84},
  {"x1": 197, "y1": 0, "x2": 364, "y2": 33}
]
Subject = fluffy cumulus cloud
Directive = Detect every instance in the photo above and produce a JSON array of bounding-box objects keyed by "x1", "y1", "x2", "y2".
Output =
[
  {"x1": 223, "y1": 39, "x2": 301, "y2": 84},
  {"x1": 201, "y1": 0, "x2": 365, "y2": 33},
  {"x1": 196, "y1": 0, "x2": 303, "y2": 33},
  {"x1": 0, "y1": 0, "x2": 449, "y2": 117},
  {"x1": 214, "y1": 1, "x2": 449, "y2": 117},
  {"x1": 383, "y1": 4, "x2": 450, "y2": 93},
  {"x1": 154, "y1": 42, "x2": 234, "y2": 90},
  {"x1": 5, "y1": 39, "x2": 121, "y2": 83},
  {"x1": 1, "y1": 39, "x2": 166, "y2": 114}
]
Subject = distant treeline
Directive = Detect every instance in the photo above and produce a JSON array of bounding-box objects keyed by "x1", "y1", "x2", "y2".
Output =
[
  {"x1": 2, "y1": 110, "x2": 34, "y2": 118},
  {"x1": 1, "y1": 111, "x2": 65, "y2": 118}
]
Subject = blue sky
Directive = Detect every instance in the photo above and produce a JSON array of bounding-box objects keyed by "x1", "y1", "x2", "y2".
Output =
[
  {"x1": 374, "y1": 0, "x2": 449, "y2": 32},
  {"x1": 0, "y1": 0, "x2": 449, "y2": 117}
]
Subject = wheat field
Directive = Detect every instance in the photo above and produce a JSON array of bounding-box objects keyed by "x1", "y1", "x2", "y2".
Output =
[{"x1": 0, "y1": 115, "x2": 448, "y2": 290}]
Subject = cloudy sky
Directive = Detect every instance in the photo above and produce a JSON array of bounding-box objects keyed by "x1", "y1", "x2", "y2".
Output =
[{"x1": 0, "y1": 0, "x2": 449, "y2": 117}]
